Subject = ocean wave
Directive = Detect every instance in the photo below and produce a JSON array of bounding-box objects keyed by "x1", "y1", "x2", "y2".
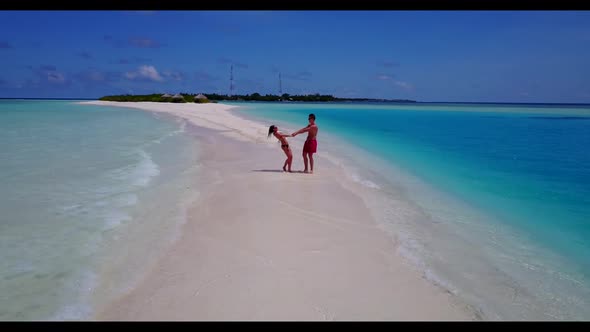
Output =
[{"x1": 107, "y1": 149, "x2": 160, "y2": 188}]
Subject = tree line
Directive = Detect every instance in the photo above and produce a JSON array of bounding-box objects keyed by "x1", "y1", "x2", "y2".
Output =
[{"x1": 99, "y1": 93, "x2": 416, "y2": 103}]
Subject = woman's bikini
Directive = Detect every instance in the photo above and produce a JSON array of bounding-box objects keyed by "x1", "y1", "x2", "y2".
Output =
[
  {"x1": 276, "y1": 133, "x2": 289, "y2": 148},
  {"x1": 273, "y1": 130, "x2": 289, "y2": 149}
]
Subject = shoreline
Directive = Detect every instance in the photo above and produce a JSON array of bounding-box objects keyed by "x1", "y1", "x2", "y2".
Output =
[{"x1": 80, "y1": 101, "x2": 475, "y2": 320}]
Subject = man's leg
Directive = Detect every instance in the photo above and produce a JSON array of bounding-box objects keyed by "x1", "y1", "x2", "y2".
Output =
[
  {"x1": 302, "y1": 151, "x2": 309, "y2": 173},
  {"x1": 309, "y1": 153, "x2": 314, "y2": 174}
]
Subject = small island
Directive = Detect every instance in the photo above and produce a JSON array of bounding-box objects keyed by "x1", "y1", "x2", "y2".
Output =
[{"x1": 98, "y1": 93, "x2": 416, "y2": 103}]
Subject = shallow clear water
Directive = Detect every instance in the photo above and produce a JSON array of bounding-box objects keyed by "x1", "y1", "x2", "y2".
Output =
[{"x1": 0, "y1": 100, "x2": 200, "y2": 320}]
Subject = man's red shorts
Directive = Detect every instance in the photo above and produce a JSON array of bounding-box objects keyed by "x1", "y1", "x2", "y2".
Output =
[{"x1": 303, "y1": 139, "x2": 317, "y2": 154}]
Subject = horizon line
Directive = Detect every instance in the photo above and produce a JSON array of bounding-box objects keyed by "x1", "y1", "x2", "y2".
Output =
[{"x1": 2, "y1": 97, "x2": 590, "y2": 106}]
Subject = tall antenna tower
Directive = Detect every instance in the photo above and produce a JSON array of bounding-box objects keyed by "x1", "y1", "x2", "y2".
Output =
[
  {"x1": 279, "y1": 72, "x2": 283, "y2": 95},
  {"x1": 229, "y1": 64, "x2": 234, "y2": 97}
]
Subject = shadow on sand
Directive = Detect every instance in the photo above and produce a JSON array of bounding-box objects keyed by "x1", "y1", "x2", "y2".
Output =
[{"x1": 251, "y1": 169, "x2": 307, "y2": 174}]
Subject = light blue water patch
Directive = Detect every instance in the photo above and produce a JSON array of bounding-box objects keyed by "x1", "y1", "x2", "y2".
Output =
[
  {"x1": 231, "y1": 101, "x2": 590, "y2": 319},
  {"x1": 0, "y1": 100, "x2": 197, "y2": 320}
]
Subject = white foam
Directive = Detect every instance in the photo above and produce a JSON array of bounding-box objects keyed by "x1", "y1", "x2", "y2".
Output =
[
  {"x1": 107, "y1": 150, "x2": 160, "y2": 188},
  {"x1": 50, "y1": 270, "x2": 98, "y2": 321},
  {"x1": 102, "y1": 210, "x2": 132, "y2": 231},
  {"x1": 150, "y1": 119, "x2": 187, "y2": 144},
  {"x1": 115, "y1": 193, "x2": 138, "y2": 207},
  {"x1": 132, "y1": 150, "x2": 160, "y2": 187},
  {"x1": 320, "y1": 151, "x2": 382, "y2": 190},
  {"x1": 350, "y1": 172, "x2": 381, "y2": 189}
]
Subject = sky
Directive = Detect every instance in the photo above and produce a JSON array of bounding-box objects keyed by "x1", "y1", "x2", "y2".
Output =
[{"x1": 0, "y1": 10, "x2": 589, "y2": 103}]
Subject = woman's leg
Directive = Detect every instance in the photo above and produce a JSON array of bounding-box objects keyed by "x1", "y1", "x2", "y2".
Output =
[{"x1": 281, "y1": 146, "x2": 290, "y2": 172}]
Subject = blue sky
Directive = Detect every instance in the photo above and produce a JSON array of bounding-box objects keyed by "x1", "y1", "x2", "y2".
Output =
[{"x1": 0, "y1": 10, "x2": 589, "y2": 103}]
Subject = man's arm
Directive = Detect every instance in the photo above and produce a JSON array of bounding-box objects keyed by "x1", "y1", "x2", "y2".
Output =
[{"x1": 292, "y1": 126, "x2": 310, "y2": 136}]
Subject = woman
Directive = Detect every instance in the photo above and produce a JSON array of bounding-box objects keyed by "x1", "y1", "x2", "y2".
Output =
[{"x1": 268, "y1": 125, "x2": 293, "y2": 172}]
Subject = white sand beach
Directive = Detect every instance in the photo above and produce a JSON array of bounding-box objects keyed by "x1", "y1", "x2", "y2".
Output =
[{"x1": 80, "y1": 101, "x2": 476, "y2": 321}]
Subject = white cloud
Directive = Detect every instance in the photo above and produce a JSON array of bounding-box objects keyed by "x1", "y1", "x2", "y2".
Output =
[
  {"x1": 393, "y1": 80, "x2": 413, "y2": 90},
  {"x1": 162, "y1": 70, "x2": 184, "y2": 81},
  {"x1": 376, "y1": 73, "x2": 412, "y2": 90},
  {"x1": 47, "y1": 71, "x2": 66, "y2": 84},
  {"x1": 125, "y1": 65, "x2": 163, "y2": 82}
]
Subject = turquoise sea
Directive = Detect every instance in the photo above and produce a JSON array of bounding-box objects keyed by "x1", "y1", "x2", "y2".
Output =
[
  {"x1": 232, "y1": 101, "x2": 590, "y2": 320},
  {"x1": 0, "y1": 100, "x2": 201, "y2": 320}
]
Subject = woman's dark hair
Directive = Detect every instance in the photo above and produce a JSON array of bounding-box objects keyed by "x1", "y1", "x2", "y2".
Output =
[{"x1": 268, "y1": 125, "x2": 276, "y2": 138}]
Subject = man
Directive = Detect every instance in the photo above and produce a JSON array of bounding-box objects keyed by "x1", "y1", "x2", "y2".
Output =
[{"x1": 292, "y1": 113, "x2": 318, "y2": 174}]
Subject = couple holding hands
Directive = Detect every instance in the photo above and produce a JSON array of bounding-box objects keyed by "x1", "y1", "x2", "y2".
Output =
[{"x1": 267, "y1": 113, "x2": 318, "y2": 174}]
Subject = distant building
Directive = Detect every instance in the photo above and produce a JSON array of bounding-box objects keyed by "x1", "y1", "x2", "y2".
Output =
[
  {"x1": 161, "y1": 93, "x2": 173, "y2": 98},
  {"x1": 172, "y1": 93, "x2": 184, "y2": 99},
  {"x1": 194, "y1": 93, "x2": 209, "y2": 103}
]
